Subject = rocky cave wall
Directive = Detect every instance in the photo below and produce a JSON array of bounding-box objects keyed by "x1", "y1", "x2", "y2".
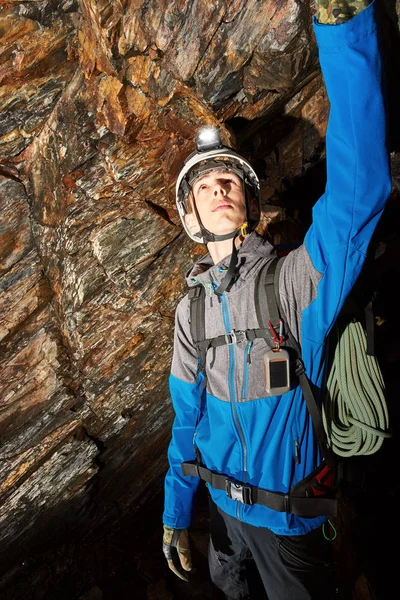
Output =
[{"x1": 1, "y1": 0, "x2": 400, "y2": 582}]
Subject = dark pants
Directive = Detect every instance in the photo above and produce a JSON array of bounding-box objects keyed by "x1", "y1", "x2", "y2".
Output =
[{"x1": 208, "y1": 499, "x2": 336, "y2": 600}]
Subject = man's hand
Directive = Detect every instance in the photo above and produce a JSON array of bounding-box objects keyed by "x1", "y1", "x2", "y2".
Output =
[
  {"x1": 315, "y1": 0, "x2": 372, "y2": 25},
  {"x1": 162, "y1": 525, "x2": 192, "y2": 582}
]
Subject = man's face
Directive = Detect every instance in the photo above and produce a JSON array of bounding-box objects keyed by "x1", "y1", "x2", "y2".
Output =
[{"x1": 185, "y1": 169, "x2": 246, "y2": 237}]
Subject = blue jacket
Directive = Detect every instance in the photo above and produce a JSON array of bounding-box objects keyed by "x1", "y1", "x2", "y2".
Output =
[{"x1": 163, "y1": 0, "x2": 392, "y2": 536}]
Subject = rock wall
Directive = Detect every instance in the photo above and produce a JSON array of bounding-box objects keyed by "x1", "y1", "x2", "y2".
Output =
[{"x1": 1, "y1": 0, "x2": 399, "y2": 578}]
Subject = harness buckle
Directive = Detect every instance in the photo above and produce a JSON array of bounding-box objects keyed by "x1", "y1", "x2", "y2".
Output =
[
  {"x1": 284, "y1": 493, "x2": 291, "y2": 513},
  {"x1": 225, "y1": 331, "x2": 246, "y2": 345},
  {"x1": 225, "y1": 479, "x2": 253, "y2": 505},
  {"x1": 225, "y1": 331, "x2": 237, "y2": 345},
  {"x1": 294, "y1": 358, "x2": 305, "y2": 377}
]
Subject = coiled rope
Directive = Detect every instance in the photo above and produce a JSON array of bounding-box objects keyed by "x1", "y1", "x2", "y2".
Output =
[{"x1": 322, "y1": 320, "x2": 391, "y2": 457}]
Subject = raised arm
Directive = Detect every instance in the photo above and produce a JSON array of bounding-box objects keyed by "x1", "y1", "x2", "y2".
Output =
[{"x1": 281, "y1": 0, "x2": 392, "y2": 348}]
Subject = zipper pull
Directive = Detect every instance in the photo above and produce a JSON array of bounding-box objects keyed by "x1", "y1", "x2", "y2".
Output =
[
  {"x1": 294, "y1": 439, "x2": 300, "y2": 465},
  {"x1": 212, "y1": 280, "x2": 222, "y2": 303},
  {"x1": 246, "y1": 341, "x2": 253, "y2": 364},
  {"x1": 205, "y1": 282, "x2": 213, "y2": 297}
]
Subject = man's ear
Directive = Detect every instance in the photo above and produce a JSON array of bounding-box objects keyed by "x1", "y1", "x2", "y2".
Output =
[{"x1": 184, "y1": 211, "x2": 199, "y2": 234}]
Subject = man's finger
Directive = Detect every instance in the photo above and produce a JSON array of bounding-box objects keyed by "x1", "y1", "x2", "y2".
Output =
[
  {"x1": 176, "y1": 529, "x2": 192, "y2": 572},
  {"x1": 177, "y1": 546, "x2": 192, "y2": 572},
  {"x1": 167, "y1": 558, "x2": 189, "y2": 582}
]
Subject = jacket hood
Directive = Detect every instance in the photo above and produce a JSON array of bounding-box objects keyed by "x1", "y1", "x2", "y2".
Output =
[{"x1": 185, "y1": 231, "x2": 277, "y2": 291}]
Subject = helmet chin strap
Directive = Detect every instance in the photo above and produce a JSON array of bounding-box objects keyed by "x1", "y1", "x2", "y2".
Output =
[
  {"x1": 214, "y1": 230, "x2": 241, "y2": 296},
  {"x1": 192, "y1": 180, "x2": 250, "y2": 297},
  {"x1": 192, "y1": 201, "x2": 239, "y2": 243}
]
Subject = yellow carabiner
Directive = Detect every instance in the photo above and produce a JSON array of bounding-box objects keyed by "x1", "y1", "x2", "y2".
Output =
[{"x1": 240, "y1": 222, "x2": 249, "y2": 238}]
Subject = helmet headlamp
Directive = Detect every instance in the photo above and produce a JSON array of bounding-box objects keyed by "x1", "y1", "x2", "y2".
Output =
[{"x1": 195, "y1": 127, "x2": 224, "y2": 152}]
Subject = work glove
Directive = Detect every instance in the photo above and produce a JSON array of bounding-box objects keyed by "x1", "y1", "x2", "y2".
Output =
[{"x1": 162, "y1": 525, "x2": 192, "y2": 582}]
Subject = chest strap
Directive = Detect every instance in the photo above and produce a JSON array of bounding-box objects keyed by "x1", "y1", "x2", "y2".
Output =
[
  {"x1": 181, "y1": 461, "x2": 337, "y2": 517},
  {"x1": 196, "y1": 327, "x2": 271, "y2": 350},
  {"x1": 188, "y1": 286, "x2": 272, "y2": 375}
]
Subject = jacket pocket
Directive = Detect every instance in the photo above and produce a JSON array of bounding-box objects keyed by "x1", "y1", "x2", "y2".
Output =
[{"x1": 274, "y1": 526, "x2": 333, "y2": 572}]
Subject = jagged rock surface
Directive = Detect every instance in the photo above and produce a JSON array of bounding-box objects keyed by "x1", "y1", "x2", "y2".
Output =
[{"x1": 1, "y1": 1, "x2": 400, "y2": 598}]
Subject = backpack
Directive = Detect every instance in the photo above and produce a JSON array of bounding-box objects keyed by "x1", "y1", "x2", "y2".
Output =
[
  {"x1": 258, "y1": 256, "x2": 391, "y2": 460},
  {"x1": 182, "y1": 255, "x2": 391, "y2": 517}
]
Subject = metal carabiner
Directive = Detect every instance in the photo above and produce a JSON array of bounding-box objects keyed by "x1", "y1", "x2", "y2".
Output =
[{"x1": 268, "y1": 319, "x2": 284, "y2": 348}]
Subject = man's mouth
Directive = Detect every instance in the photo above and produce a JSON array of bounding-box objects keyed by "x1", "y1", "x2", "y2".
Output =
[{"x1": 213, "y1": 203, "x2": 233, "y2": 212}]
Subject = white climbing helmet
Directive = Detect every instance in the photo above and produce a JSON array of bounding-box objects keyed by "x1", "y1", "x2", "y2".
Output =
[{"x1": 176, "y1": 127, "x2": 261, "y2": 244}]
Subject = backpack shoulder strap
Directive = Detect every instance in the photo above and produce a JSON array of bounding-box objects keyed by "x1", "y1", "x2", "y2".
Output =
[
  {"x1": 256, "y1": 255, "x2": 336, "y2": 469},
  {"x1": 255, "y1": 256, "x2": 282, "y2": 332},
  {"x1": 188, "y1": 284, "x2": 208, "y2": 375},
  {"x1": 188, "y1": 285, "x2": 205, "y2": 344}
]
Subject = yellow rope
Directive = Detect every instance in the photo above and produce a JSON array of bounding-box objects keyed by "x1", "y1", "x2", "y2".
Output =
[{"x1": 322, "y1": 321, "x2": 391, "y2": 457}]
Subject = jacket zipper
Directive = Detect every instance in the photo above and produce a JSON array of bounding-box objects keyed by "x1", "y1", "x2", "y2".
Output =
[
  {"x1": 241, "y1": 341, "x2": 253, "y2": 400},
  {"x1": 220, "y1": 291, "x2": 247, "y2": 521}
]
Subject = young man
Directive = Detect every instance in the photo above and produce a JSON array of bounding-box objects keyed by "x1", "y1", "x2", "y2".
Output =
[{"x1": 162, "y1": 1, "x2": 392, "y2": 598}]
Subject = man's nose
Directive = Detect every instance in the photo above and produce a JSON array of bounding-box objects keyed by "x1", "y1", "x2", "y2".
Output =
[{"x1": 213, "y1": 183, "x2": 227, "y2": 196}]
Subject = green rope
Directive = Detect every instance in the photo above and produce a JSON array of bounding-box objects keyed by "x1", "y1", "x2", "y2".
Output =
[
  {"x1": 322, "y1": 321, "x2": 391, "y2": 457},
  {"x1": 322, "y1": 519, "x2": 337, "y2": 541}
]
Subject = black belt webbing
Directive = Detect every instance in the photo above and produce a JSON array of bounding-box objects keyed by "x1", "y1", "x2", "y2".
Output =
[{"x1": 181, "y1": 461, "x2": 337, "y2": 517}]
